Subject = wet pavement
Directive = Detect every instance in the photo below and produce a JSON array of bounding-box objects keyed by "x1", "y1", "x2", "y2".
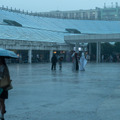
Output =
[{"x1": 4, "y1": 62, "x2": 120, "y2": 120}]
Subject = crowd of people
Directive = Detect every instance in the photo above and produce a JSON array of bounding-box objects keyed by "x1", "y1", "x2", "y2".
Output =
[
  {"x1": 71, "y1": 51, "x2": 87, "y2": 71},
  {"x1": 101, "y1": 54, "x2": 120, "y2": 62},
  {"x1": 0, "y1": 48, "x2": 120, "y2": 120},
  {"x1": 1, "y1": 50, "x2": 120, "y2": 120},
  {"x1": 51, "y1": 51, "x2": 87, "y2": 71},
  {"x1": 51, "y1": 54, "x2": 64, "y2": 70}
]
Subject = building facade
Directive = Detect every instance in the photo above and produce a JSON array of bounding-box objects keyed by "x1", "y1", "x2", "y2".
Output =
[
  {"x1": 100, "y1": 3, "x2": 120, "y2": 20},
  {"x1": 1, "y1": 3, "x2": 120, "y2": 21},
  {"x1": 38, "y1": 9, "x2": 100, "y2": 20},
  {"x1": 0, "y1": 7, "x2": 120, "y2": 63},
  {"x1": 38, "y1": 3, "x2": 120, "y2": 21}
]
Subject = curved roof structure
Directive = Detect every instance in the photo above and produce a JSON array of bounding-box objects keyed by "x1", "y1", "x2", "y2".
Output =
[{"x1": 0, "y1": 9, "x2": 120, "y2": 43}]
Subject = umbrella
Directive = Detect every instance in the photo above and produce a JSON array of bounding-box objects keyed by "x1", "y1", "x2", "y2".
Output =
[{"x1": 0, "y1": 48, "x2": 18, "y2": 58}]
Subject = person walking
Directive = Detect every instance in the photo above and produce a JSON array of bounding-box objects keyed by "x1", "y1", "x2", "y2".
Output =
[
  {"x1": 72, "y1": 52, "x2": 79, "y2": 71},
  {"x1": 51, "y1": 54, "x2": 57, "y2": 70},
  {"x1": 0, "y1": 57, "x2": 10, "y2": 120},
  {"x1": 80, "y1": 52, "x2": 87, "y2": 71},
  {"x1": 57, "y1": 55, "x2": 63, "y2": 70}
]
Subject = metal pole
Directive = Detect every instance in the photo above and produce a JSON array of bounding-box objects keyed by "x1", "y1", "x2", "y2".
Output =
[
  {"x1": 96, "y1": 42, "x2": 99, "y2": 63},
  {"x1": 75, "y1": 42, "x2": 79, "y2": 52},
  {"x1": 28, "y1": 49, "x2": 32, "y2": 63},
  {"x1": 50, "y1": 50, "x2": 53, "y2": 62}
]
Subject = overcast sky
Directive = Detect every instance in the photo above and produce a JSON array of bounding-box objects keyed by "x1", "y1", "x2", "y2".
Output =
[{"x1": 0, "y1": 0, "x2": 120, "y2": 12}]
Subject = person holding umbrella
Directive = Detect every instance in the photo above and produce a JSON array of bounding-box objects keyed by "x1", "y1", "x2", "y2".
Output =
[
  {"x1": 0, "y1": 48, "x2": 18, "y2": 120},
  {"x1": 0, "y1": 57, "x2": 10, "y2": 120}
]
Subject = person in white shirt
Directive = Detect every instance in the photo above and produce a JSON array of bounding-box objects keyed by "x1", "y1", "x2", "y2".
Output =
[{"x1": 80, "y1": 52, "x2": 87, "y2": 71}]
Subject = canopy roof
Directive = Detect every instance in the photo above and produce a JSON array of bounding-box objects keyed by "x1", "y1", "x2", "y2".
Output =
[{"x1": 0, "y1": 9, "x2": 120, "y2": 43}]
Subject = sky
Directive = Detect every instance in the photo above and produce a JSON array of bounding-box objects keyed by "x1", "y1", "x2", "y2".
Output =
[{"x1": 0, "y1": 0, "x2": 120, "y2": 12}]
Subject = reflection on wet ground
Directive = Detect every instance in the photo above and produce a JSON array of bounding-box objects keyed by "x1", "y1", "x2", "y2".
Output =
[{"x1": 5, "y1": 63, "x2": 120, "y2": 120}]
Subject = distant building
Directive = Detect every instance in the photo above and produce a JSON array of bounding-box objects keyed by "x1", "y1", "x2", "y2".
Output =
[
  {"x1": 38, "y1": 2, "x2": 120, "y2": 21},
  {"x1": 100, "y1": 2, "x2": 120, "y2": 20},
  {"x1": 38, "y1": 8, "x2": 101, "y2": 20},
  {"x1": 0, "y1": 4, "x2": 120, "y2": 63},
  {"x1": 1, "y1": 3, "x2": 120, "y2": 21}
]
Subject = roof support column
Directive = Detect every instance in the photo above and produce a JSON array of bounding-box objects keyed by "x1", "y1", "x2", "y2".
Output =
[
  {"x1": 75, "y1": 42, "x2": 79, "y2": 52},
  {"x1": 28, "y1": 49, "x2": 32, "y2": 64},
  {"x1": 50, "y1": 50, "x2": 53, "y2": 62},
  {"x1": 96, "y1": 42, "x2": 101, "y2": 63},
  {"x1": 99, "y1": 42, "x2": 101, "y2": 63},
  {"x1": 89, "y1": 43, "x2": 91, "y2": 55}
]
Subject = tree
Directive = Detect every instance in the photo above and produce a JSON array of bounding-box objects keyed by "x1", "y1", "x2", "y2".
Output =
[
  {"x1": 114, "y1": 42, "x2": 120, "y2": 53},
  {"x1": 101, "y1": 42, "x2": 114, "y2": 55}
]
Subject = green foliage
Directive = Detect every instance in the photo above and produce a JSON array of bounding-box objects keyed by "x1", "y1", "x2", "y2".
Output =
[
  {"x1": 114, "y1": 42, "x2": 120, "y2": 53},
  {"x1": 101, "y1": 43, "x2": 114, "y2": 55},
  {"x1": 89, "y1": 42, "x2": 120, "y2": 55},
  {"x1": 90, "y1": 43, "x2": 96, "y2": 55}
]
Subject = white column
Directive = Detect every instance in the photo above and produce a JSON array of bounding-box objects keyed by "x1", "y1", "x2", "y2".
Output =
[
  {"x1": 81, "y1": 12, "x2": 83, "y2": 19},
  {"x1": 89, "y1": 43, "x2": 91, "y2": 55},
  {"x1": 28, "y1": 49, "x2": 32, "y2": 64},
  {"x1": 88, "y1": 12, "x2": 90, "y2": 19},
  {"x1": 96, "y1": 42, "x2": 99, "y2": 63},
  {"x1": 50, "y1": 50, "x2": 53, "y2": 62},
  {"x1": 95, "y1": 11, "x2": 98, "y2": 20},
  {"x1": 96, "y1": 42, "x2": 101, "y2": 63},
  {"x1": 75, "y1": 42, "x2": 79, "y2": 52},
  {"x1": 98, "y1": 42, "x2": 101, "y2": 63}
]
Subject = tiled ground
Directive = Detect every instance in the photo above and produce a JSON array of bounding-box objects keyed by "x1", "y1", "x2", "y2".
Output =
[{"x1": 4, "y1": 63, "x2": 120, "y2": 120}]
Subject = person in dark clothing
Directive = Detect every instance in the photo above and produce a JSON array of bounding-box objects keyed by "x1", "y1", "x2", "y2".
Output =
[
  {"x1": 71, "y1": 52, "x2": 79, "y2": 71},
  {"x1": 75, "y1": 53, "x2": 79, "y2": 71},
  {"x1": 0, "y1": 57, "x2": 10, "y2": 120},
  {"x1": 51, "y1": 54, "x2": 57, "y2": 70},
  {"x1": 57, "y1": 55, "x2": 63, "y2": 70}
]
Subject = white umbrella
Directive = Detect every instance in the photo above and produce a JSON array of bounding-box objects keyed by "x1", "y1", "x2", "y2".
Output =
[{"x1": 0, "y1": 48, "x2": 18, "y2": 58}]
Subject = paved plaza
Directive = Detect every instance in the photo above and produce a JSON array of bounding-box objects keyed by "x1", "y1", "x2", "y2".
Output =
[{"x1": 4, "y1": 62, "x2": 120, "y2": 120}]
